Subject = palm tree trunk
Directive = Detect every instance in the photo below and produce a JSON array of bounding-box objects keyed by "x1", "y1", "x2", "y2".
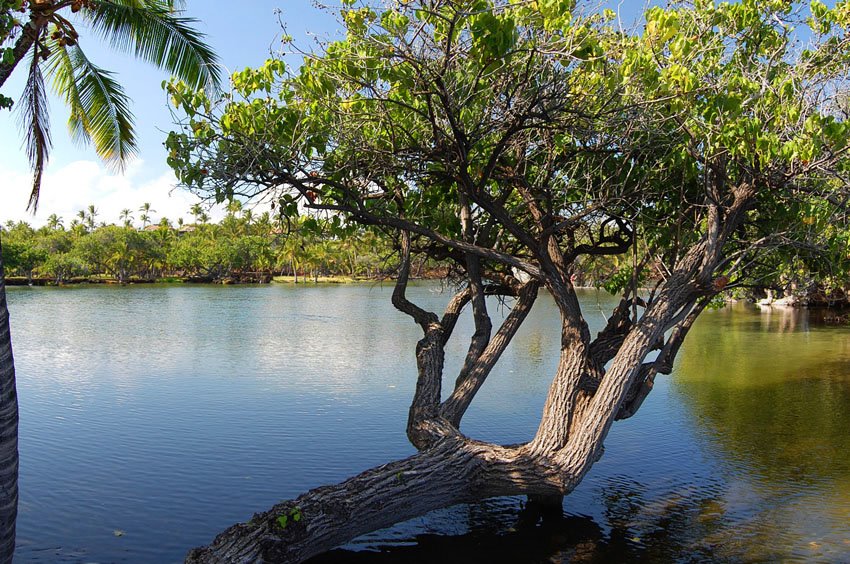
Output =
[
  {"x1": 0, "y1": 234, "x2": 19, "y2": 564},
  {"x1": 0, "y1": 23, "x2": 38, "y2": 88}
]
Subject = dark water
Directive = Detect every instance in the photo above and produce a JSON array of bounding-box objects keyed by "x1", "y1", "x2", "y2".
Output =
[{"x1": 5, "y1": 284, "x2": 850, "y2": 563}]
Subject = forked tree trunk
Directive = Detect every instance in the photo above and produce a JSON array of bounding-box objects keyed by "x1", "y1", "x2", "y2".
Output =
[
  {"x1": 0, "y1": 235, "x2": 19, "y2": 564},
  {"x1": 186, "y1": 343, "x2": 642, "y2": 564},
  {"x1": 186, "y1": 284, "x2": 710, "y2": 562},
  {"x1": 187, "y1": 185, "x2": 750, "y2": 563}
]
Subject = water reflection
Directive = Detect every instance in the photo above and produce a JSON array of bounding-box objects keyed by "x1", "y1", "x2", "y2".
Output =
[
  {"x1": 673, "y1": 303, "x2": 850, "y2": 561},
  {"x1": 310, "y1": 481, "x2": 756, "y2": 563}
]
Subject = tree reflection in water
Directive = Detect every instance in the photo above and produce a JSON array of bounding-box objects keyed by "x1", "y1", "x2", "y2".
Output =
[{"x1": 308, "y1": 481, "x2": 754, "y2": 563}]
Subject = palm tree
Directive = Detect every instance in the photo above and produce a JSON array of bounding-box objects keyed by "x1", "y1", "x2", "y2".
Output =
[
  {"x1": 85, "y1": 204, "x2": 98, "y2": 231},
  {"x1": 139, "y1": 202, "x2": 155, "y2": 227},
  {"x1": 225, "y1": 199, "x2": 242, "y2": 217},
  {"x1": 0, "y1": 250, "x2": 17, "y2": 564},
  {"x1": 189, "y1": 203, "x2": 204, "y2": 223},
  {"x1": 119, "y1": 208, "x2": 133, "y2": 227},
  {"x1": 46, "y1": 214, "x2": 63, "y2": 230},
  {"x1": 0, "y1": 2, "x2": 220, "y2": 561},
  {"x1": 1, "y1": 1, "x2": 221, "y2": 208},
  {"x1": 75, "y1": 209, "x2": 87, "y2": 231}
]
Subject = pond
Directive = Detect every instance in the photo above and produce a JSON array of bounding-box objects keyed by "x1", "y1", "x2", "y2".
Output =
[{"x1": 6, "y1": 283, "x2": 850, "y2": 562}]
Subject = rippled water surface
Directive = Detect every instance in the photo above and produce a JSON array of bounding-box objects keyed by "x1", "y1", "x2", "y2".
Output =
[{"x1": 6, "y1": 284, "x2": 850, "y2": 563}]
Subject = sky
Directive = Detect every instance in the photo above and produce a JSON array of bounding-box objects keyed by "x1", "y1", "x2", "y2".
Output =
[{"x1": 0, "y1": 1, "x2": 650, "y2": 228}]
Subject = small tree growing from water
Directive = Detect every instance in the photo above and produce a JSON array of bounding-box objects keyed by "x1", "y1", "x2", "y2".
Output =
[{"x1": 167, "y1": 1, "x2": 850, "y2": 561}]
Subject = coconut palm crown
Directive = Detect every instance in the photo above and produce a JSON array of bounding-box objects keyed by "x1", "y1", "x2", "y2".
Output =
[{"x1": 0, "y1": 0, "x2": 222, "y2": 210}]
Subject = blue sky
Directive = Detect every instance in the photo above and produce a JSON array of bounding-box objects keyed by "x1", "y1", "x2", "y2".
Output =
[{"x1": 0, "y1": 1, "x2": 650, "y2": 226}]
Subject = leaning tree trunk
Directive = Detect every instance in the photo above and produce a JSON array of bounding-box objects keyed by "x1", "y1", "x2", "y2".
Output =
[
  {"x1": 0, "y1": 235, "x2": 19, "y2": 564},
  {"x1": 187, "y1": 437, "x2": 577, "y2": 564}
]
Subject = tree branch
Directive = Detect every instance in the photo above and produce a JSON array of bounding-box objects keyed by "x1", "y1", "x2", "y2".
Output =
[{"x1": 441, "y1": 281, "x2": 539, "y2": 426}]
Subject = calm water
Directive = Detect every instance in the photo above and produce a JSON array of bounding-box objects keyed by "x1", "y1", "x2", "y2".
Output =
[{"x1": 5, "y1": 284, "x2": 850, "y2": 563}]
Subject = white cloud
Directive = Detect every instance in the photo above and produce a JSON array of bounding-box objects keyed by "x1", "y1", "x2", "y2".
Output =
[{"x1": 0, "y1": 160, "x2": 231, "y2": 227}]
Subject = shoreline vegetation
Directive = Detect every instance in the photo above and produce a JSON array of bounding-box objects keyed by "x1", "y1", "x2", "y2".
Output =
[
  {"x1": 5, "y1": 272, "x2": 850, "y2": 312},
  {"x1": 0, "y1": 204, "x2": 411, "y2": 287},
  {"x1": 4, "y1": 206, "x2": 849, "y2": 309},
  {"x1": 4, "y1": 273, "x2": 406, "y2": 285}
]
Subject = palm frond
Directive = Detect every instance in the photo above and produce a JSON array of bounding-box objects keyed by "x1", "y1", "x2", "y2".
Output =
[
  {"x1": 17, "y1": 45, "x2": 52, "y2": 211},
  {"x1": 83, "y1": 0, "x2": 221, "y2": 92},
  {"x1": 44, "y1": 39, "x2": 91, "y2": 147},
  {"x1": 47, "y1": 43, "x2": 138, "y2": 168}
]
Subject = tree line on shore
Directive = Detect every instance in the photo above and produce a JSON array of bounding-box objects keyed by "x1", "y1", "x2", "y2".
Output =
[
  {"x1": 0, "y1": 201, "x2": 401, "y2": 284},
  {"x1": 5, "y1": 200, "x2": 847, "y2": 306}
]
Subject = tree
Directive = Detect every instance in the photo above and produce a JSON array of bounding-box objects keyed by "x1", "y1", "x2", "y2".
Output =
[
  {"x1": 139, "y1": 202, "x2": 155, "y2": 227},
  {"x1": 0, "y1": 240, "x2": 15, "y2": 564},
  {"x1": 0, "y1": 1, "x2": 220, "y2": 560},
  {"x1": 85, "y1": 204, "x2": 98, "y2": 231},
  {"x1": 76, "y1": 224, "x2": 156, "y2": 282},
  {"x1": 167, "y1": 1, "x2": 850, "y2": 561},
  {"x1": 46, "y1": 213, "x2": 63, "y2": 230},
  {"x1": 189, "y1": 202, "x2": 204, "y2": 223},
  {"x1": 119, "y1": 208, "x2": 134, "y2": 227}
]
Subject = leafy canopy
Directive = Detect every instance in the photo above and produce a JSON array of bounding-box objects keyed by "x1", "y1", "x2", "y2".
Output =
[{"x1": 166, "y1": 0, "x2": 850, "y2": 294}]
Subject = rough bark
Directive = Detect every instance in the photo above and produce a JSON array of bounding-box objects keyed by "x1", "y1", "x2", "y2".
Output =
[
  {"x1": 186, "y1": 439, "x2": 574, "y2": 564},
  {"x1": 0, "y1": 235, "x2": 18, "y2": 564}
]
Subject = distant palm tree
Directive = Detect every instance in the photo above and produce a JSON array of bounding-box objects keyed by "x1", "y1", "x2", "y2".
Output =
[
  {"x1": 139, "y1": 202, "x2": 155, "y2": 227},
  {"x1": 225, "y1": 199, "x2": 242, "y2": 216},
  {"x1": 46, "y1": 214, "x2": 63, "y2": 230},
  {"x1": 0, "y1": 2, "x2": 220, "y2": 561},
  {"x1": 85, "y1": 204, "x2": 98, "y2": 230},
  {"x1": 189, "y1": 203, "x2": 204, "y2": 223},
  {"x1": 119, "y1": 208, "x2": 134, "y2": 227}
]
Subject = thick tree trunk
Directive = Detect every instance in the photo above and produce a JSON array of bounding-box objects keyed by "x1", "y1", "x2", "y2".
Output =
[
  {"x1": 186, "y1": 438, "x2": 574, "y2": 564},
  {"x1": 0, "y1": 235, "x2": 19, "y2": 564}
]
